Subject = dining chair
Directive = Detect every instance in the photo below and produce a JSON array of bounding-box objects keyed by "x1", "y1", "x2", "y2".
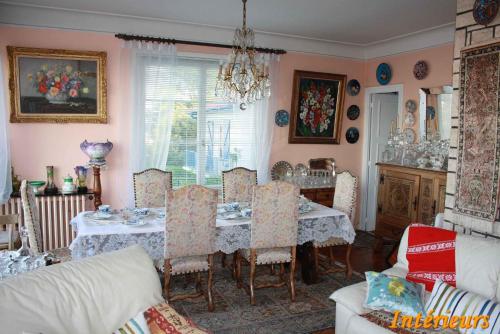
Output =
[
  {"x1": 133, "y1": 168, "x2": 173, "y2": 208},
  {"x1": 20, "y1": 180, "x2": 70, "y2": 260},
  {"x1": 313, "y1": 171, "x2": 357, "y2": 279},
  {"x1": 164, "y1": 185, "x2": 218, "y2": 312},
  {"x1": 221, "y1": 167, "x2": 257, "y2": 269},
  {"x1": 0, "y1": 214, "x2": 19, "y2": 250},
  {"x1": 221, "y1": 167, "x2": 257, "y2": 203},
  {"x1": 235, "y1": 181, "x2": 300, "y2": 305}
]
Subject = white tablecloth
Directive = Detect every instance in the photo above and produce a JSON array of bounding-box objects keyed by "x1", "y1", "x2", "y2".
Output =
[{"x1": 69, "y1": 203, "x2": 355, "y2": 263}]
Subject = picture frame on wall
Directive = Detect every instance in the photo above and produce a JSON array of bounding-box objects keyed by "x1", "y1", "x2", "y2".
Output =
[
  {"x1": 288, "y1": 70, "x2": 346, "y2": 144},
  {"x1": 8, "y1": 46, "x2": 107, "y2": 123}
]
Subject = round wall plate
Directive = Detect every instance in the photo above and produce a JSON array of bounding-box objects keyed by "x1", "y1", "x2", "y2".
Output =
[
  {"x1": 405, "y1": 99, "x2": 417, "y2": 113},
  {"x1": 347, "y1": 105, "x2": 360, "y2": 120},
  {"x1": 347, "y1": 79, "x2": 361, "y2": 96},
  {"x1": 404, "y1": 128, "x2": 416, "y2": 144},
  {"x1": 473, "y1": 0, "x2": 499, "y2": 25},
  {"x1": 376, "y1": 63, "x2": 392, "y2": 85},
  {"x1": 413, "y1": 60, "x2": 428, "y2": 80},
  {"x1": 275, "y1": 109, "x2": 289, "y2": 127},
  {"x1": 345, "y1": 127, "x2": 360, "y2": 144},
  {"x1": 271, "y1": 161, "x2": 293, "y2": 181}
]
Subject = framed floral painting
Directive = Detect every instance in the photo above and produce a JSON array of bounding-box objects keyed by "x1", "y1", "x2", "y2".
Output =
[
  {"x1": 288, "y1": 70, "x2": 346, "y2": 144},
  {"x1": 8, "y1": 46, "x2": 107, "y2": 123}
]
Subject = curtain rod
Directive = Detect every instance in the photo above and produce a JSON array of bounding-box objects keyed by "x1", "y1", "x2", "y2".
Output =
[{"x1": 115, "y1": 33, "x2": 287, "y2": 55}]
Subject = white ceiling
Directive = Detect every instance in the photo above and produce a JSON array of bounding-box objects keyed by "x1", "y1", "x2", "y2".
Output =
[{"x1": 1, "y1": 0, "x2": 456, "y2": 45}]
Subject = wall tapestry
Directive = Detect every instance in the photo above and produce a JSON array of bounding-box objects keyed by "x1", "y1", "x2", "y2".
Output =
[
  {"x1": 8, "y1": 46, "x2": 107, "y2": 123},
  {"x1": 454, "y1": 40, "x2": 500, "y2": 232},
  {"x1": 289, "y1": 70, "x2": 346, "y2": 144}
]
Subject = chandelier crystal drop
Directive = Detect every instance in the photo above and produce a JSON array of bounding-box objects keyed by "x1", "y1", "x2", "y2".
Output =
[{"x1": 215, "y1": 0, "x2": 271, "y2": 110}]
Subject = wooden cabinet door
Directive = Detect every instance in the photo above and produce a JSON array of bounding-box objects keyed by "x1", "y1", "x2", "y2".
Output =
[
  {"x1": 418, "y1": 177, "x2": 436, "y2": 225},
  {"x1": 436, "y1": 176, "x2": 447, "y2": 215},
  {"x1": 377, "y1": 169, "x2": 420, "y2": 228}
]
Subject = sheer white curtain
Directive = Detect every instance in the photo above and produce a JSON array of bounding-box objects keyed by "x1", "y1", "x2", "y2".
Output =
[
  {"x1": 247, "y1": 54, "x2": 280, "y2": 184},
  {"x1": 125, "y1": 40, "x2": 177, "y2": 205},
  {"x1": 0, "y1": 57, "x2": 12, "y2": 204}
]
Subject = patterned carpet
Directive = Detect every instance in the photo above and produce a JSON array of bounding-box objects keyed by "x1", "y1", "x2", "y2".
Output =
[{"x1": 168, "y1": 253, "x2": 365, "y2": 334}]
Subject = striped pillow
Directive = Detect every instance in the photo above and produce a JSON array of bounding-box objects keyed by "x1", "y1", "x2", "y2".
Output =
[
  {"x1": 114, "y1": 311, "x2": 151, "y2": 334},
  {"x1": 425, "y1": 280, "x2": 500, "y2": 334}
]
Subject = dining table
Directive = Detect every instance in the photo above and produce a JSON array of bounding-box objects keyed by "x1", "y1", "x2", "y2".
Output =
[{"x1": 69, "y1": 202, "x2": 356, "y2": 272}]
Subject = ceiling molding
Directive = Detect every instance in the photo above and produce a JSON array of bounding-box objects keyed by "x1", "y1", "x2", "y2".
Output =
[{"x1": 0, "y1": 2, "x2": 455, "y2": 60}]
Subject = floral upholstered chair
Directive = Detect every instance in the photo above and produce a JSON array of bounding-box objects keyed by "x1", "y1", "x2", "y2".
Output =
[
  {"x1": 20, "y1": 180, "x2": 70, "y2": 260},
  {"x1": 221, "y1": 167, "x2": 257, "y2": 203},
  {"x1": 235, "y1": 181, "x2": 300, "y2": 305},
  {"x1": 313, "y1": 171, "x2": 357, "y2": 278},
  {"x1": 164, "y1": 185, "x2": 218, "y2": 312},
  {"x1": 133, "y1": 168, "x2": 172, "y2": 208}
]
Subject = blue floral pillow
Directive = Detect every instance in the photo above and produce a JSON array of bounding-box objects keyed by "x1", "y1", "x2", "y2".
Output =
[{"x1": 364, "y1": 271, "x2": 425, "y2": 317}]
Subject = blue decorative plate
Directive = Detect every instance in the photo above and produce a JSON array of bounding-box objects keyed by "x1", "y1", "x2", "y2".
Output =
[
  {"x1": 376, "y1": 63, "x2": 392, "y2": 85},
  {"x1": 275, "y1": 109, "x2": 289, "y2": 127},
  {"x1": 347, "y1": 79, "x2": 361, "y2": 96},
  {"x1": 473, "y1": 0, "x2": 499, "y2": 25},
  {"x1": 345, "y1": 127, "x2": 359, "y2": 144},
  {"x1": 347, "y1": 105, "x2": 360, "y2": 120}
]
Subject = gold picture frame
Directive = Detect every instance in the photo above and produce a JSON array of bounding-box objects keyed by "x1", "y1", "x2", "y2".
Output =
[{"x1": 8, "y1": 46, "x2": 107, "y2": 123}]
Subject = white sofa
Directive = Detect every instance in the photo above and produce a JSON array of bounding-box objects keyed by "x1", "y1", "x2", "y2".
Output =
[
  {"x1": 0, "y1": 245, "x2": 164, "y2": 334},
  {"x1": 330, "y1": 227, "x2": 500, "y2": 334}
]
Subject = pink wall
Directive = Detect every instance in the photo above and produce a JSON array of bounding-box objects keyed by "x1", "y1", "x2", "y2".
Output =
[
  {"x1": 1, "y1": 26, "x2": 453, "y2": 228},
  {"x1": 364, "y1": 44, "x2": 454, "y2": 134}
]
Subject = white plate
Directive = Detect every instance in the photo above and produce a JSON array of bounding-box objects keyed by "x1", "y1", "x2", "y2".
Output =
[
  {"x1": 84, "y1": 212, "x2": 113, "y2": 220},
  {"x1": 123, "y1": 220, "x2": 148, "y2": 227}
]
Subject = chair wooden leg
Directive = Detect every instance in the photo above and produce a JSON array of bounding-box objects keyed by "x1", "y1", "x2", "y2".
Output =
[
  {"x1": 231, "y1": 251, "x2": 237, "y2": 279},
  {"x1": 249, "y1": 249, "x2": 256, "y2": 305},
  {"x1": 221, "y1": 253, "x2": 226, "y2": 267},
  {"x1": 270, "y1": 264, "x2": 276, "y2": 275},
  {"x1": 345, "y1": 244, "x2": 353, "y2": 279},
  {"x1": 328, "y1": 246, "x2": 335, "y2": 265},
  {"x1": 279, "y1": 263, "x2": 285, "y2": 283},
  {"x1": 236, "y1": 251, "x2": 243, "y2": 289},
  {"x1": 290, "y1": 247, "x2": 296, "y2": 302},
  {"x1": 313, "y1": 246, "x2": 320, "y2": 277},
  {"x1": 195, "y1": 272, "x2": 202, "y2": 293},
  {"x1": 163, "y1": 259, "x2": 171, "y2": 301},
  {"x1": 207, "y1": 254, "x2": 214, "y2": 312}
]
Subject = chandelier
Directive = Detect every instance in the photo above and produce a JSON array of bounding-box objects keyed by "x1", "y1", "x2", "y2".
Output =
[{"x1": 215, "y1": 0, "x2": 271, "y2": 110}]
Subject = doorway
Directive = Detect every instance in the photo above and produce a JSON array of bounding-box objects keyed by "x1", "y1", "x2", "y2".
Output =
[{"x1": 361, "y1": 85, "x2": 403, "y2": 231}]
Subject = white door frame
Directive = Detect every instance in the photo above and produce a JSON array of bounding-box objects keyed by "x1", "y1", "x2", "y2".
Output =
[{"x1": 360, "y1": 84, "x2": 404, "y2": 231}]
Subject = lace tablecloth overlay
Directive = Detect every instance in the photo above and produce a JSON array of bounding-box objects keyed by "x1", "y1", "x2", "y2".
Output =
[{"x1": 69, "y1": 203, "x2": 355, "y2": 263}]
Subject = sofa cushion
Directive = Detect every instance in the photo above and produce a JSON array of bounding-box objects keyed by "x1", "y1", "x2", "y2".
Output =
[
  {"x1": 0, "y1": 245, "x2": 164, "y2": 334},
  {"x1": 455, "y1": 233, "x2": 500, "y2": 301},
  {"x1": 330, "y1": 281, "x2": 372, "y2": 315},
  {"x1": 144, "y1": 302, "x2": 208, "y2": 333},
  {"x1": 113, "y1": 310, "x2": 151, "y2": 334}
]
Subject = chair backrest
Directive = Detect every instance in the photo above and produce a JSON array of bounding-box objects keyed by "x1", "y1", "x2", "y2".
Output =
[
  {"x1": 0, "y1": 214, "x2": 19, "y2": 250},
  {"x1": 333, "y1": 171, "x2": 357, "y2": 223},
  {"x1": 251, "y1": 181, "x2": 299, "y2": 249},
  {"x1": 165, "y1": 185, "x2": 218, "y2": 259},
  {"x1": 222, "y1": 167, "x2": 257, "y2": 203},
  {"x1": 133, "y1": 168, "x2": 173, "y2": 208},
  {"x1": 20, "y1": 180, "x2": 43, "y2": 254}
]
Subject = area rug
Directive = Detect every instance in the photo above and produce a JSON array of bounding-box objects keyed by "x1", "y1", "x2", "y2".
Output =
[
  {"x1": 454, "y1": 40, "x2": 500, "y2": 233},
  {"x1": 169, "y1": 254, "x2": 364, "y2": 334}
]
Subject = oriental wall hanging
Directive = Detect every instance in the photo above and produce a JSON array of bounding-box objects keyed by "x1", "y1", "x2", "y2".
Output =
[
  {"x1": 8, "y1": 46, "x2": 107, "y2": 123},
  {"x1": 288, "y1": 70, "x2": 346, "y2": 144},
  {"x1": 454, "y1": 40, "x2": 500, "y2": 232}
]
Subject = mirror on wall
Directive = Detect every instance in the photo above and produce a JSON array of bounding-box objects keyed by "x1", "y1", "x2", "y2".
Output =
[{"x1": 419, "y1": 86, "x2": 453, "y2": 140}]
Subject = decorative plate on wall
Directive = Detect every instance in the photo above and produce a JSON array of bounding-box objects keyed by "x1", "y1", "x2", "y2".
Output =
[
  {"x1": 404, "y1": 128, "x2": 416, "y2": 144},
  {"x1": 275, "y1": 109, "x2": 289, "y2": 127},
  {"x1": 376, "y1": 63, "x2": 392, "y2": 85},
  {"x1": 413, "y1": 60, "x2": 428, "y2": 80},
  {"x1": 347, "y1": 105, "x2": 360, "y2": 120},
  {"x1": 271, "y1": 161, "x2": 293, "y2": 181},
  {"x1": 347, "y1": 79, "x2": 361, "y2": 96},
  {"x1": 294, "y1": 163, "x2": 309, "y2": 177},
  {"x1": 473, "y1": 0, "x2": 499, "y2": 25},
  {"x1": 405, "y1": 99, "x2": 417, "y2": 113},
  {"x1": 345, "y1": 127, "x2": 359, "y2": 144}
]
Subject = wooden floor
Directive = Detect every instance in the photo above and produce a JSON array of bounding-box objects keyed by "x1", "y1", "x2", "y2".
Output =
[{"x1": 311, "y1": 230, "x2": 393, "y2": 334}]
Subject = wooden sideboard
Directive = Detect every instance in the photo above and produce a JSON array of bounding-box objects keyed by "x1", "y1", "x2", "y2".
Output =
[
  {"x1": 301, "y1": 187, "x2": 335, "y2": 207},
  {"x1": 375, "y1": 163, "x2": 446, "y2": 242}
]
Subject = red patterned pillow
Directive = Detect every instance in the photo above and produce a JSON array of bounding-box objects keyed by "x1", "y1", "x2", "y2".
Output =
[
  {"x1": 144, "y1": 302, "x2": 209, "y2": 334},
  {"x1": 405, "y1": 224, "x2": 457, "y2": 292}
]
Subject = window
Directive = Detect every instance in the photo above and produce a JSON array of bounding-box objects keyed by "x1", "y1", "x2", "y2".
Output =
[{"x1": 141, "y1": 56, "x2": 257, "y2": 189}]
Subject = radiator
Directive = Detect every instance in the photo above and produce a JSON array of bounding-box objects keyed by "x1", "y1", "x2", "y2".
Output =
[{"x1": 0, "y1": 194, "x2": 92, "y2": 251}]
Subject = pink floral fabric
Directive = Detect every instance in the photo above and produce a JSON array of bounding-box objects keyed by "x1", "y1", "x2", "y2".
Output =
[
  {"x1": 20, "y1": 180, "x2": 43, "y2": 254},
  {"x1": 165, "y1": 185, "x2": 218, "y2": 259},
  {"x1": 133, "y1": 169, "x2": 172, "y2": 208},
  {"x1": 250, "y1": 181, "x2": 300, "y2": 249},
  {"x1": 222, "y1": 168, "x2": 257, "y2": 203}
]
